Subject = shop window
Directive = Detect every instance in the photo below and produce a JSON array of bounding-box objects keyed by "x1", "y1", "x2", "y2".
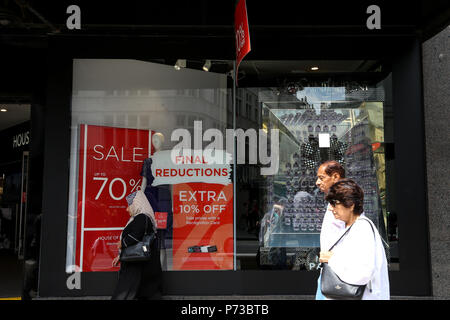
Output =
[
  {"x1": 235, "y1": 60, "x2": 396, "y2": 272},
  {"x1": 67, "y1": 59, "x2": 232, "y2": 273},
  {"x1": 66, "y1": 58, "x2": 397, "y2": 275}
]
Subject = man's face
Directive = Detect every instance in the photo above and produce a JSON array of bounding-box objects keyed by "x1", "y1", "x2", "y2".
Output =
[{"x1": 316, "y1": 165, "x2": 340, "y2": 193}]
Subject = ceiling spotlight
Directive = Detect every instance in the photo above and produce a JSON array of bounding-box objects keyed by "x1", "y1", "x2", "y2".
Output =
[
  {"x1": 0, "y1": 7, "x2": 19, "y2": 27},
  {"x1": 202, "y1": 60, "x2": 212, "y2": 72},
  {"x1": 0, "y1": 18, "x2": 11, "y2": 26},
  {"x1": 174, "y1": 59, "x2": 186, "y2": 70},
  {"x1": 310, "y1": 66, "x2": 319, "y2": 71},
  {"x1": 0, "y1": 108, "x2": 7, "y2": 112}
]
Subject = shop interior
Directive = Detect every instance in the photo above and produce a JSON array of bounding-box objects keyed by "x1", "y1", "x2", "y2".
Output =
[{"x1": 0, "y1": 103, "x2": 31, "y2": 298}]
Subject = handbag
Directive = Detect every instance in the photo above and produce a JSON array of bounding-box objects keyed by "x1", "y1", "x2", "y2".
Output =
[
  {"x1": 320, "y1": 263, "x2": 366, "y2": 300},
  {"x1": 320, "y1": 223, "x2": 366, "y2": 300},
  {"x1": 119, "y1": 215, "x2": 156, "y2": 262}
]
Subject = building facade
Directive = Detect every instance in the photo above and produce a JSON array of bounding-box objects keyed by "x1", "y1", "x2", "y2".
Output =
[{"x1": 0, "y1": 1, "x2": 448, "y2": 299}]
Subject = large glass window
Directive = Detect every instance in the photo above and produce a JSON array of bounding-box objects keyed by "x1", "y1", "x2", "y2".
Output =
[
  {"x1": 66, "y1": 59, "x2": 232, "y2": 272},
  {"x1": 66, "y1": 58, "x2": 398, "y2": 274},
  {"x1": 234, "y1": 61, "x2": 397, "y2": 271}
]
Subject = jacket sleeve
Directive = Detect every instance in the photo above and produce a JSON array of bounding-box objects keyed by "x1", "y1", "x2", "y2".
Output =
[
  {"x1": 121, "y1": 214, "x2": 148, "y2": 248},
  {"x1": 328, "y1": 220, "x2": 376, "y2": 285}
]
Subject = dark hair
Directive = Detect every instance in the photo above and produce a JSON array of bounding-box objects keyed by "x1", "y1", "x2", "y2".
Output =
[
  {"x1": 325, "y1": 179, "x2": 364, "y2": 215},
  {"x1": 320, "y1": 160, "x2": 345, "y2": 179}
]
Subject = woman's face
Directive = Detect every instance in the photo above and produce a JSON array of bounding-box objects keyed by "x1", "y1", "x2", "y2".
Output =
[
  {"x1": 330, "y1": 201, "x2": 355, "y2": 225},
  {"x1": 126, "y1": 205, "x2": 133, "y2": 217}
]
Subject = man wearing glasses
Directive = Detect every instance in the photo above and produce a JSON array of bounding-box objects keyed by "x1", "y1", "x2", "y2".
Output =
[{"x1": 314, "y1": 160, "x2": 346, "y2": 300}]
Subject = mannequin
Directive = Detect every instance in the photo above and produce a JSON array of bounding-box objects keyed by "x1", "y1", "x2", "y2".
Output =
[
  {"x1": 140, "y1": 132, "x2": 165, "y2": 191},
  {"x1": 140, "y1": 132, "x2": 171, "y2": 271}
]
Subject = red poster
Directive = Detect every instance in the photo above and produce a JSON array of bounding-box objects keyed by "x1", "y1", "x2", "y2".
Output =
[
  {"x1": 235, "y1": 0, "x2": 251, "y2": 85},
  {"x1": 75, "y1": 124, "x2": 153, "y2": 272},
  {"x1": 172, "y1": 183, "x2": 234, "y2": 270}
]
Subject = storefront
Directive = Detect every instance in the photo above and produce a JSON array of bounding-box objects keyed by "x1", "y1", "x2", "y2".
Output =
[
  {"x1": 1, "y1": 0, "x2": 448, "y2": 298},
  {"x1": 0, "y1": 119, "x2": 31, "y2": 288}
]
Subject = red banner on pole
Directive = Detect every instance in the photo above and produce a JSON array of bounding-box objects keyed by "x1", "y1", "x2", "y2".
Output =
[{"x1": 235, "y1": 0, "x2": 251, "y2": 85}]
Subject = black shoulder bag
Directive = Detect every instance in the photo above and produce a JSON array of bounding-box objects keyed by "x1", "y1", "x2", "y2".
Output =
[
  {"x1": 120, "y1": 215, "x2": 156, "y2": 262},
  {"x1": 320, "y1": 222, "x2": 367, "y2": 300}
]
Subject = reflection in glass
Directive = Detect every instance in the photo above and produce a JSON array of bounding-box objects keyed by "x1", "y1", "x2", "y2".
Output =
[
  {"x1": 67, "y1": 59, "x2": 231, "y2": 272},
  {"x1": 237, "y1": 72, "x2": 393, "y2": 271}
]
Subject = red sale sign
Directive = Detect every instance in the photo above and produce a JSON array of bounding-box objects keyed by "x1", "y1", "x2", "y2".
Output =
[
  {"x1": 75, "y1": 124, "x2": 153, "y2": 272},
  {"x1": 172, "y1": 183, "x2": 234, "y2": 270},
  {"x1": 235, "y1": 0, "x2": 251, "y2": 85},
  {"x1": 155, "y1": 212, "x2": 168, "y2": 229}
]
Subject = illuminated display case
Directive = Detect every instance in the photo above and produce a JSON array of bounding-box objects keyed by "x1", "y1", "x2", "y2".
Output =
[{"x1": 258, "y1": 85, "x2": 388, "y2": 270}]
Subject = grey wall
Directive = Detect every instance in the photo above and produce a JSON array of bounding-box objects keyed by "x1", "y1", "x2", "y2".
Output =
[{"x1": 422, "y1": 25, "x2": 450, "y2": 299}]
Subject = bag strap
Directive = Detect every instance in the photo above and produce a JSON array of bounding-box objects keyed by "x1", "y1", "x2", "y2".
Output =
[
  {"x1": 319, "y1": 223, "x2": 354, "y2": 270},
  {"x1": 355, "y1": 217, "x2": 381, "y2": 292},
  {"x1": 359, "y1": 217, "x2": 374, "y2": 235},
  {"x1": 328, "y1": 216, "x2": 387, "y2": 252},
  {"x1": 144, "y1": 214, "x2": 150, "y2": 236},
  {"x1": 328, "y1": 223, "x2": 354, "y2": 251},
  {"x1": 366, "y1": 218, "x2": 389, "y2": 250},
  {"x1": 359, "y1": 217, "x2": 390, "y2": 267},
  {"x1": 135, "y1": 213, "x2": 150, "y2": 236},
  {"x1": 143, "y1": 214, "x2": 156, "y2": 237},
  {"x1": 324, "y1": 217, "x2": 374, "y2": 289},
  {"x1": 359, "y1": 217, "x2": 389, "y2": 247}
]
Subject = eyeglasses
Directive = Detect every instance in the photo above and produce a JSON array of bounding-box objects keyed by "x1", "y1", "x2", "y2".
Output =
[{"x1": 329, "y1": 200, "x2": 342, "y2": 207}]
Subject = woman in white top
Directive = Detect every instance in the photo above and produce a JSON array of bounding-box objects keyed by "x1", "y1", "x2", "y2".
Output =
[{"x1": 319, "y1": 179, "x2": 390, "y2": 300}]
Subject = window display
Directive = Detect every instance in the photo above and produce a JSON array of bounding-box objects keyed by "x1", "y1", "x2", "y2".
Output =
[
  {"x1": 66, "y1": 58, "x2": 395, "y2": 274},
  {"x1": 66, "y1": 59, "x2": 232, "y2": 272},
  {"x1": 246, "y1": 82, "x2": 390, "y2": 271}
]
